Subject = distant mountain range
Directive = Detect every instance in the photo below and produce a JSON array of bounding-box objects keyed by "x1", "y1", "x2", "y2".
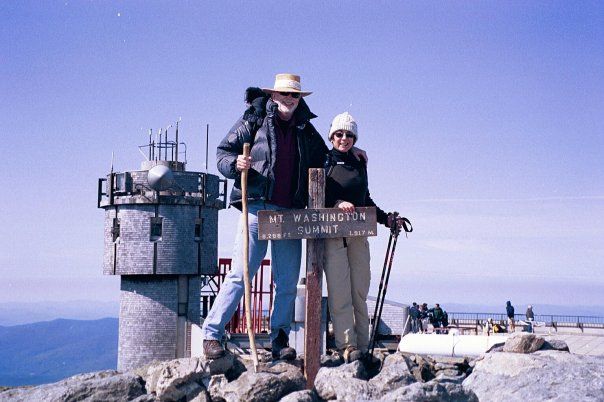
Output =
[
  {"x1": 0, "y1": 301, "x2": 119, "y2": 326},
  {"x1": 0, "y1": 318, "x2": 118, "y2": 386}
]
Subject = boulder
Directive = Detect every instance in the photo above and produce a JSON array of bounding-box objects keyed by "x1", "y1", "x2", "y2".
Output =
[
  {"x1": 0, "y1": 371, "x2": 145, "y2": 402},
  {"x1": 463, "y1": 350, "x2": 604, "y2": 401},
  {"x1": 503, "y1": 333, "x2": 545, "y2": 353},
  {"x1": 411, "y1": 354, "x2": 435, "y2": 382},
  {"x1": 434, "y1": 372, "x2": 467, "y2": 384},
  {"x1": 540, "y1": 339, "x2": 570, "y2": 352},
  {"x1": 313, "y1": 361, "x2": 373, "y2": 400},
  {"x1": 209, "y1": 361, "x2": 305, "y2": 402},
  {"x1": 430, "y1": 356, "x2": 468, "y2": 366},
  {"x1": 320, "y1": 354, "x2": 344, "y2": 367},
  {"x1": 369, "y1": 353, "x2": 415, "y2": 399},
  {"x1": 145, "y1": 357, "x2": 206, "y2": 400},
  {"x1": 379, "y1": 379, "x2": 478, "y2": 401},
  {"x1": 279, "y1": 389, "x2": 321, "y2": 402}
]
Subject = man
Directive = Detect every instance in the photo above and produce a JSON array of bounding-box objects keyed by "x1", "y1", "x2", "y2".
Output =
[
  {"x1": 419, "y1": 303, "x2": 429, "y2": 333},
  {"x1": 525, "y1": 304, "x2": 535, "y2": 333},
  {"x1": 409, "y1": 302, "x2": 420, "y2": 333},
  {"x1": 202, "y1": 73, "x2": 366, "y2": 360},
  {"x1": 430, "y1": 303, "x2": 444, "y2": 332},
  {"x1": 506, "y1": 300, "x2": 515, "y2": 333}
]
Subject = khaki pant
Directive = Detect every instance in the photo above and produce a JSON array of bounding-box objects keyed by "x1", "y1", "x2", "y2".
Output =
[{"x1": 324, "y1": 237, "x2": 371, "y2": 352}]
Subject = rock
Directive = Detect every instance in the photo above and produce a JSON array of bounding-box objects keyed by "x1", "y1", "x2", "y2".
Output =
[
  {"x1": 463, "y1": 350, "x2": 604, "y2": 401},
  {"x1": 540, "y1": 339, "x2": 570, "y2": 352},
  {"x1": 369, "y1": 353, "x2": 415, "y2": 399},
  {"x1": 0, "y1": 371, "x2": 145, "y2": 402},
  {"x1": 313, "y1": 361, "x2": 373, "y2": 400},
  {"x1": 379, "y1": 379, "x2": 478, "y2": 401},
  {"x1": 187, "y1": 386, "x2": 211, "y2": 402},
  {"x1": 130, "y1": 394, "x2": 158, "y2": 402},
  {"x1": 434, "y1": 362, "x2": 458, "y2": 371},
  {"x1": 320, "y1": 354, "x2": 344, "y2": 367},
  {"x1": 503, "y1": 333, "x2": 545, "y2": 353},
  {"x1": 206, "y1": 353, "x2": 241, "y2": 378},
  {"x1": 279, "y1": 389, "x2": 321, "y2": 402},
  {"x1": 435, "y1": 372, "x2": 467, "y2": 384},
  {"x1": 145, "y1": 357, "x2": 206, "y2": 400},
  {"x1": 209, "y1": 361, "x2": 305, "y2": 402},
  {"x1": 381, "y1": 352, "x2": 411, "y2": 369},
  {"x1": 411, "y1": 355, "x2": 435, "y2": 382},
  {"x1": 485, "y1": 343, "x2": 505, "y2": 353},
  {"x1": 207, "y1": 374, "x2": 228, "y2": 399},
  {"x1": 430, "y1": 356, "x2": 468, "y2": 366},
  {"x1": 224, "y1": 356, "x2": 249, "y2": 381},
  {"x1": 439, "y1": 368, "x2": 461, "y2": 377}
]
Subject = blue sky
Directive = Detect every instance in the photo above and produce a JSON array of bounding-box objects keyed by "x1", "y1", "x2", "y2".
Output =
[{"x1": 1, "y1": 2, "x2": 603, "y2": 309}]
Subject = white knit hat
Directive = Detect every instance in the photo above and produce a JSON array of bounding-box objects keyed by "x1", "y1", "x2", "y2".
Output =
[{"x1": 328, "y1": 112, "x2": 358, "y2": 141}]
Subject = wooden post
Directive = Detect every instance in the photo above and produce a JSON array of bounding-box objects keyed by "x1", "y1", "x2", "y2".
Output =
[{"x1": 305, "y1": 168, "x2": 325, "y2": 387}]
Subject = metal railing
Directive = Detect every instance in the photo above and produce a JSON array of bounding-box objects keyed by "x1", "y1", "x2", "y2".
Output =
[
  {"x1": 447, "y1": 312, "x2": 604, "y2": 333},
  {"x1": 201, "y1": 258, "x2": 274, "y2": 335}
]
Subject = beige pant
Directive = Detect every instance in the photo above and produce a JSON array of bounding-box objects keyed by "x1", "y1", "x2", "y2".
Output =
[{"x1": 324, "y1": 237, "x2": 371, "y2": 352}]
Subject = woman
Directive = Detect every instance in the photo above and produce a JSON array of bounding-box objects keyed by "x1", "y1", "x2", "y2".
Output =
[{"x1": 323, "y1": 112, "x2": 402, "y2": 362}]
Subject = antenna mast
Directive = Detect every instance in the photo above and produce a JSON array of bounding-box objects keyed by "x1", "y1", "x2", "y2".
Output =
[{"x1": 205, "y1": 124, "x2": 209, "y2": 173}]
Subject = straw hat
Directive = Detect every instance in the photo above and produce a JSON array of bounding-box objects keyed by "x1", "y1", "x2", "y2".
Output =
[{"x1": 262, "y1": 73, "x2": 312, "y2": 97}]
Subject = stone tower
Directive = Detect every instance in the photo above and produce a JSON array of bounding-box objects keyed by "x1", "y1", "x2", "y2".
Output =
[{"x1": 97, "y1": 128, "x2": 225, "y2": 371}]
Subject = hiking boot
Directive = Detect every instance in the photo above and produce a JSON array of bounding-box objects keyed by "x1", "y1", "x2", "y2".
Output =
[
  {"x1": 203, "y1": 339, "x2": 225, "y2": 359},
  {"x1": 272, "y1": 329, "x2": 296, "y2": 360},
  {"x1": 343, "y1": 346, "x2": 362, "y2": 363}
]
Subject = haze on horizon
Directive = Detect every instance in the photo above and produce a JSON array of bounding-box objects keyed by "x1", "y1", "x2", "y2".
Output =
[{"x1": 1, "y1": 2, "x2": 603, "y2": 310}]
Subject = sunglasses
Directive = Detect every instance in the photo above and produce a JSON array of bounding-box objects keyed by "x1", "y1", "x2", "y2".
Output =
[
  {"x1": 278, "y1": 92, "x2": 301, "y2": 99},
  {"x1": 333, "y1": 131, "x2": 356, "y2": 139}
]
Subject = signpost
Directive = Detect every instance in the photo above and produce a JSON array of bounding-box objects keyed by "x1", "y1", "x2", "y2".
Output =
[
  {"x1": 257, "y1": 207, "x2": 377, "y2": 240},
  {"x1": 257, "y1": 168, "x2": 378, "y2": 387}
]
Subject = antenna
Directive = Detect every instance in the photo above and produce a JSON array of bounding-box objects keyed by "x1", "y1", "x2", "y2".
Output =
[
  {"x1": 155, "y1": 129, "x2": 160, "y2": 161},
  {"x1": 165, "y1": 124, "x2": 173, "y2": 160},
  {"x1": 175, "y1": 118, "x2": 180, "y2": 163},
  {"x1": 159, "y1": 128, "x2": 164, "y2": 161},
  {"x1": 205, "y1": 123, "x2": 209, "y2": 173},
  {"x1": 111, "y1": 151, "x2": 115, "y2": 173}
]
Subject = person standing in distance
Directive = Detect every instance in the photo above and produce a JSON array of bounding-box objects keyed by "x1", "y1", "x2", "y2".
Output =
[{"x1": 506, "y1": 300, "x2": 516, "y2": 333}]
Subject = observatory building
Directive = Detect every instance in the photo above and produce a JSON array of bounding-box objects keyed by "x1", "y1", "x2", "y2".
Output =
[{"x1": 97, "y1": 127, "x2": 226, "y2": 371}]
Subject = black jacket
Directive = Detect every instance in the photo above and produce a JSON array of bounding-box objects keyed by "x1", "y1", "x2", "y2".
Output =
[
  {"x1": 217, "y1": 91, "x2": 327, "y2": 210},
  {"x1": 324, "y1": 149, "x2": 389, "y2": 226},
  {"x1": 506, "y1": 301, "x2": 515, "y2": 318}
]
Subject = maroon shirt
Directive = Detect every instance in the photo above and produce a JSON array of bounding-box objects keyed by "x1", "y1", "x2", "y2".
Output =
[{"x1": 269, "y1": 117, "x2": 298, "y2": 208}]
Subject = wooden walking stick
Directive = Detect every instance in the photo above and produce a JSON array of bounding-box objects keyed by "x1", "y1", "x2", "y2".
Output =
[{"x1": 241, "y1": 143, "x2": 259, "y2": 372}]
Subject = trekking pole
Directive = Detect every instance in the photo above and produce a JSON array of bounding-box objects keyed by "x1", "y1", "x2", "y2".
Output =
[
  {"x1": 241, "y1": 143, "x2": 259, "y2": 372},
  {"x1": 369, "y1": 229, "x2": 393, "y2": 354},
  {"x1": 369, "y1": 213, "x2": 412, "y2": 355}
]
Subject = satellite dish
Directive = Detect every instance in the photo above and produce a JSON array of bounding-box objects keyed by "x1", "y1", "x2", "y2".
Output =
[{"x1": 147, "y1": 165, "x2": 175, "y2": 191}]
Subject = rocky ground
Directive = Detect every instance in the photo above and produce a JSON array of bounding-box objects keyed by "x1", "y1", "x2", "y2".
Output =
[{"x1": 1, "y1": 333, "x2": 603, "y2": 401}]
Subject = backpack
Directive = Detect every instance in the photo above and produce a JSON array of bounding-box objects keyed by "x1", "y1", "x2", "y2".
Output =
[{"x1": 242, "y1": 87, "x2": 269, "y2": 138}]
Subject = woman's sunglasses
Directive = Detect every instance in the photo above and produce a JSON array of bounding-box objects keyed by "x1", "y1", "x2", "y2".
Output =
[
  {"x1": 278, "y1": 92, "x2": 301, "y2": 99},
  {"x1": 333, "y1": 131, "x2": 356, "y2": 139}
]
